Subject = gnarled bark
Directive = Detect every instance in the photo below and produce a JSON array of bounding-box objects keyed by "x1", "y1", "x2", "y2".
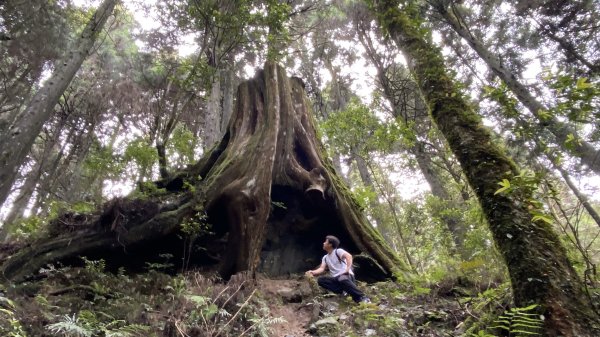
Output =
[
  {"x1": 198, "y1": 62, "x2": 405, "y2": 278},
  {"x1": 1, "y1": 62, "x2": 407, "y2": 283}
]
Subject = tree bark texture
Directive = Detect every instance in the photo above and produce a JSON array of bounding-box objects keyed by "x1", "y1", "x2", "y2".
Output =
[
  {"x1": 0, "y1": 0, "x2": 118, "y2": 207},
  {"x1": 371, "y1": 0, "x2": 600, "y2": 335},
  {"x1": 1, "y1": 62, "x2": 406, "y2": 283},
  {"x1": 204, "y1": 68, "x2": 235, "y2": 151},
  {"x1": 198, "y1": 62, "x2": 405, "y2": 279},
  {"x1": 220, "y1": 68, "x2": 235, "y2": 135},
  {"x1": 204, "y1": 71, "x2": 223, "y2": 150}
]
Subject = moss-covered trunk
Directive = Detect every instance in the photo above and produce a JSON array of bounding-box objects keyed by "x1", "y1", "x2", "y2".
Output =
[
  {"x1": 2, "y1": 62, "x2": 406, "y2": 283},
  {"x1": 370, "y1": 0, "x2": 600, "y2": 335},
  {"x1": 188, "y1": 62, "x2": 407, "y2": 279}
]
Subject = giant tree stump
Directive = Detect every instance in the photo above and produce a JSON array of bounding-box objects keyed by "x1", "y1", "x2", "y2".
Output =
[{"x1": 1, "y1": 62, "x2": 407, "y2": 282}]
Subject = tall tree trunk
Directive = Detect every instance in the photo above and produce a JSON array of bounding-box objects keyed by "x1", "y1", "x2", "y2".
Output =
[
  {"x1": 31, "y1": 123, "x2": 79, "y2": 217},
  {"x1": 1, "y1": 125, "x2": 63, "y2": 231},
  {"x1": 321, "y1": 58, "x2": 351, "y2": 184},
  {"x1": 410, "y1": 142, "x2": 467, "y2": 256},
  {"x1": 204, "y1": 71, "x2": 222, "y2": 150},
  {"x1": 156, "y1": 142, "x2": 168, "y2": 179},
  {"x1": 2, "y1": 62, "x2": 408, "y2": 284},
  {"x1": 0, "y1": 0, "x2": 118, "y2": 206},
  {"x1": 352, "y1": 156, "x2": 389, "y2": 239},
  {"x1": 433, "y1": 2, "x2": 600, "y2": 175},
  {"x1": 371, "y1": 1, "x2": 600, "y2": 335},
  {"x1": 220, "y1": 68, "x2": 235, "y2": 136}
]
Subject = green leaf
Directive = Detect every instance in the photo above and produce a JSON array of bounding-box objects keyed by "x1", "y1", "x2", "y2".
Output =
[
  {"x1": 531, "y1": 214, "x2": 553, "y2": 225},
  {"x1": 0, "y1": 308, "x2": 15, "y2": 316},
  {"x1": 187, "y1": 295, "x2": 210, "y2": 307},
  {"x1": 494, "y1": 179, "x2": 511, "y2": 195},
  {"x1": 537, "y1": 109, "x2": 551, "y2": 120},
  {"x1": 576, "y1": 77, "x2": 592, "y2": 90}
]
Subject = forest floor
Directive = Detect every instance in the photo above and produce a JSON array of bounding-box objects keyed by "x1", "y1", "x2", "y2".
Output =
[
  {"x1": 259, "y1": 278, "x2": 314, "y2": 337},
  {"x1": 0, "y1": 263, "x2": 500, "y2": 337},
  {"x1": 255, "y1": 275, "x2": 473, "y2": 337}
]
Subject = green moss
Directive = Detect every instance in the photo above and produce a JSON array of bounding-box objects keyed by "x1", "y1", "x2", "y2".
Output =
[{"x1": 370, "y1": 0, "x2": 600, "y2": 334}]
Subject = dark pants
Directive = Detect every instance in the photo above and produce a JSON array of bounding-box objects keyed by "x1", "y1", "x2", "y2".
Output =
[{"x1": 317, "y1": 275, "x2": 365, "y2": 302}]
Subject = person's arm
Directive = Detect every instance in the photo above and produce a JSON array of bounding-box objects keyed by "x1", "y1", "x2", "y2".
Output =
[
  {"x1": 306, "y1": 261, "x2": 327, "y2": 277},
  {"x1": 341, "y1": 251, "x2": 353, "y2": 274}
]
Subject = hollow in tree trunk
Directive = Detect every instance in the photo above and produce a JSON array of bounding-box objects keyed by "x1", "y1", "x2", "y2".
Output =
[{"x1": 1, "y1": 62, "x2": 407, "y2": 284}]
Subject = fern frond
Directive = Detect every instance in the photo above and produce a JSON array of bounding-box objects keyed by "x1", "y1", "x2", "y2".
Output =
[
  {"x1": 46, "y1": 314, "x2": 94, "y2": 337},
  {"x1": 492, "y1": 304, "x2": 542, "y2": 337}
]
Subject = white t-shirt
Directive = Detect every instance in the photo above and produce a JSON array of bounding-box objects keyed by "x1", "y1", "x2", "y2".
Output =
[{"x1": 322, "y1": 248, "x2": 354, "y2": 277}]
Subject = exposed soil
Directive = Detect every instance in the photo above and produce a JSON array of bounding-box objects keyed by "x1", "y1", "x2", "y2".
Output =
[{"x1": 258, "y1": 277, "x2": 314, "y2": 337}]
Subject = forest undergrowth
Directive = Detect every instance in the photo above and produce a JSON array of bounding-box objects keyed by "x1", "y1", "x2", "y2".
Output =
[{"x1": 0, "y1": 256, "x2": 551, "y2": 337}]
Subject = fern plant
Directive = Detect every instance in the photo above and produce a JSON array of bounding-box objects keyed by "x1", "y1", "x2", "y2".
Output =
[
  {"x1": 45, "y1": 311, "x2": 149, "y2": 337},
  {"x1": 244, "y1": 316, "x2": 286, "y2": 337},
  {"x1": 46, "y1": 314, "x2": 93, "y2": 337},
  {"x1": 491, "y1": 304, "x2": 543, "y2": 336}
]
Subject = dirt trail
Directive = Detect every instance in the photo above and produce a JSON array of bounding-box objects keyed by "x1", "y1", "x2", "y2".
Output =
[
  {"x1": 258, "y1": 277, "x2": 314, "y2": 337},
  {"x1": 255, "y1": 275, "x2": 469, "y2": 337}
]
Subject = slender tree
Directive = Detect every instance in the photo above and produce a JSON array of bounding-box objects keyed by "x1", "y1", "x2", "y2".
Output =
[
  {"x1": 0, "y1": 0, "x2": 70, "y2": 134},
  {"x1": 431, "y1": 1, "x2": 600, "y2": 175},
  {"x1": 353, "y1": 9, "x2": 469, "y2": 255},
  {"x1": 0, "y1": 0, "x2": 119, "y2": 206}
]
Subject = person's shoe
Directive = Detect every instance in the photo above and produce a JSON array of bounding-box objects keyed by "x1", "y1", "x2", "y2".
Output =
[
  {"x1": 359, "y1": 297, "x2": 371, "y2": 304},
  {"x1": 341, "y1": 291, "x2": 348, "y2": 297}
]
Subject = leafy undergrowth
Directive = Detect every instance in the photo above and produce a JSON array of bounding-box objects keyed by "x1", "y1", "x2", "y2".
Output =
[{"x1": 0, "y1": 260, "x2": 515, "y2": 337}]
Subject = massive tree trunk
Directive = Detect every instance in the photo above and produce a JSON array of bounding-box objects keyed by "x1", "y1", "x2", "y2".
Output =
[
  {"x1": 0, "y1": 0, "x2": 118, "y2": 206},
  {"x1": 1, "y1": 62, "x2": 407, "y2": 283},
  {"x1": 370, "y1": 0, "x2": 600, "y2": 335}
]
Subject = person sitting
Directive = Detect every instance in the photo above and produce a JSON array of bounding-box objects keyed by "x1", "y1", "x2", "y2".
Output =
[{"x1": 305, "y1": 235, "x2": 370, "y2": 303}]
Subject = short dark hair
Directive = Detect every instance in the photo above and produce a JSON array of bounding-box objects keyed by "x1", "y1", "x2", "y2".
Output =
[{"x1": 326, "y1": 235, "x2": 340, "y2": 249}]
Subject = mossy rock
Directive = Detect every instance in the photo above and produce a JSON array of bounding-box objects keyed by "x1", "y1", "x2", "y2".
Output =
[{"x1": 312, "y1": 316, "x2": 340, "y2": 335}]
